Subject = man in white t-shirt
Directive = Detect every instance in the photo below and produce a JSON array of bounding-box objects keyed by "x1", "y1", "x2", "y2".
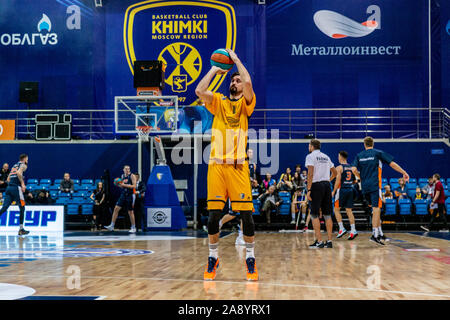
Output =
[{"x1": 305, "y1": 139, "x2": 337, "y2": 248}]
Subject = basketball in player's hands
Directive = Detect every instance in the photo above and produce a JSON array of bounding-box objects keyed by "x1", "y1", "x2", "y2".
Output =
[
  {"x1": 210, "y1": 48, "x2": 234, "y2": 71},
  {"x1": 113, "y1": 177, "x2": 123, "y2": 186}
]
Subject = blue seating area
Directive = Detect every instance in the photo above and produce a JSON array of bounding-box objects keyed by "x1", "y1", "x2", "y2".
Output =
[
  {"x1": 384, "y1": 199, "x2": 397, "y2": 216},
  {"x1": 23, "y1": 177, "x2": 99, "y2": 216},
  {"x1": 278, "y1": 192, "x2": 291, "y2": 216}
]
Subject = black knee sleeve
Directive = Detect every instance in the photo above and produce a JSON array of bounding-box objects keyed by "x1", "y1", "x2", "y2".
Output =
[
  {"x1": 207, "y1": 210, "x2": 222, "y2": 235},
  {"x1": 240, "y1": 211, "x2": 255, "y2": 237}
]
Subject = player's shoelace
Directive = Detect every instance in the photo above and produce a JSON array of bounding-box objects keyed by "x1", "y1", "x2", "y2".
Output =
[
  {"x1": 207, "y1": 257, "x2": 217, "y2": 273},
  {"x1": 246, "y1": 258, "x2": 256, "y2": 274}
]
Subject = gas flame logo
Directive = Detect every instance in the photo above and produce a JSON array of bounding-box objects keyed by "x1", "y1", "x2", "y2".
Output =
[{"x1": 37, "y1": 14, "x2": 52, "y2": 32}]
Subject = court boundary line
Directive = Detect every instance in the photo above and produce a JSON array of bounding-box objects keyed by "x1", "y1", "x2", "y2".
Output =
[{"x1": 1, "y1": 274, "x2": 448, "y2": 299}]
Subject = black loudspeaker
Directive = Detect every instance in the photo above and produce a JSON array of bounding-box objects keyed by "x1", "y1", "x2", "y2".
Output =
[
  {"x1": 19, "y1": 82, "x2": 39, "y2": 103},
  {"x1": 133, "y1": 60, "x2": 165, "y2": 89}
]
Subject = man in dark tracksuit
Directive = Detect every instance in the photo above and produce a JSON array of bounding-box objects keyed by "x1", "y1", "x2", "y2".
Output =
[{"x1": 0, "y1": 154, "x2": 30, "y2": 236}]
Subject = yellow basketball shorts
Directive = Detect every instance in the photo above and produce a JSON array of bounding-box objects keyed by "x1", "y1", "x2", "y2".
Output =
[{"x1": 207, "y1": 161, "x2": 253, "y2": 212}]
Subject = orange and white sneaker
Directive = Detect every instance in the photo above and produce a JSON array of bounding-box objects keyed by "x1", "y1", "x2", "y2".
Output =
[
  {"x1": 246, "y1": 257, "x2": 258, "y2": 281},
  {"x1": 204, "y1": 257, "x2": 219, "y2": 281}
]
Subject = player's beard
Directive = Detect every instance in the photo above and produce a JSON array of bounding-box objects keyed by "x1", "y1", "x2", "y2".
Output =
[{"x1": 230, "y1": 85, "x2": 238, "y2": 95}]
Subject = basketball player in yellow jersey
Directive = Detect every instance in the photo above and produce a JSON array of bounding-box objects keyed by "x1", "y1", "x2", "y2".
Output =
[{"x1": 195, "y1": 49, "x2": 258, "y2": 281}]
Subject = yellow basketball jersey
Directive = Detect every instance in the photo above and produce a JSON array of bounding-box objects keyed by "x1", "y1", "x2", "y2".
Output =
[{"x1": 205, "y1": 92, "x2": 256, "y2": 164}]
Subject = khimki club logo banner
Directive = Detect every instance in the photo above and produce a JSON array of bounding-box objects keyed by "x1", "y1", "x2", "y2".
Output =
[
  {"x1": 123, "y1": 0, "x2": 237, "y2": 106},
  {"x1": 291, "y1": 4, "x2": 402, "y2": 57}
]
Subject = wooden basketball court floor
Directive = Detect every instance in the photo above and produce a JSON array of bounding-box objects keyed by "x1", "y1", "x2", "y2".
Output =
[{"x1": 0, "y1": 230, "x2": 448, "y2": 300}]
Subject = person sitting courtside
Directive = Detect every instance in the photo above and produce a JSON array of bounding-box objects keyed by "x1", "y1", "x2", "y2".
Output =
[
  {"x1": 257, "y1": 185, "x2": 283, "y2": 224},
  {"x1": 394, "y1": 178, "x2": 409, "y2": 200},
  {"x1": 59, "y1": 173, "x2": 75, "y2": 195}
]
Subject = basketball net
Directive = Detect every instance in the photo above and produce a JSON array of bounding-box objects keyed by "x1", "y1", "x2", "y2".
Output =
[{"x1": 136, "y1": 126, "x2": 153, "y2": 142}]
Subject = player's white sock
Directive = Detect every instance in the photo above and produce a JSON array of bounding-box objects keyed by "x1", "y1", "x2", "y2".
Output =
[
  {"x1": 110, "y1": 222, "x2": 115, "y2": 227},
  {"x1": 219, "y1": 220, "x2": 223, "y2": 229},
  {"x1": 291, "y1": 213, "x2": 295, "y2": 220},
  {"x1": 378, "y1": 227, "x2": 383, "y2": 237},
  {"x1": 373, "y1": 228, "x2": 379, "y2": 238},
  {"x1": 19, "y1": 224, "x2": 24, "y2": 230},
  {"x1": 338, "y1": 222, "x2": 344, "y2": 231},
  {"x1": 238, "y1": 229, "x2": 243, "y2": 237},
  {"x1": 209, "y1": 243, "x2": 218, "y2": 259},
  {"x1": 245, "y1": 242, "x2": 255, "y2": 259},
  {"x1": 301, "y1": 214, "x2": 306, "y2": 221},
  {"x1": 351, "y1": 224, "x2": 356, "y2": 233}
]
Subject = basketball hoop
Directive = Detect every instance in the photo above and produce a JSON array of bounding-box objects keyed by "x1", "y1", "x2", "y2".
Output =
[{"x1": 136, "y1": 126, "x2": 153, "y2": 142}]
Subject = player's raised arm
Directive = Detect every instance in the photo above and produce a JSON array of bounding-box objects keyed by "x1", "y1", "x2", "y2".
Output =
[
  {"x1": 226, "y1": 49, "x2": 254, "y2": 105},
  {"x1": 195, "y1": 66, "x2": 226, "y2": 107}
]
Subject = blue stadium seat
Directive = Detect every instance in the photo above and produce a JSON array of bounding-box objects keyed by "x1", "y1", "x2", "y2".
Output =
[
  {"x1": 54, "y1": 179, "x2": 62, "y2": 185},
  {"x1": 59, "y1": 192, "x2": 70, "y2": 198},
  {"x1": 389, "y1": 178, "x2": 399, "y2": 185},
  {"x1": 84, "y1": 197, "x2": 95, "y2": 204},
  {"x1": 408, "y1": 178, "x2": 417, "y2": 184},
  {"x1": 50, "y1": 191, "x2": 58, "y2": 199},
  {"x1": 81, "y1": 179, "x2": 94, "y2": 185},
  {"x1": 49, "y1": 185, "x2": 59, "y2": 191},
  {"x1": 384, "y1": 199, "x2": 397, "y2": 216},
  {"x1": 278, "y1": 192, "x2": 291, "y2": 216},
  {"x1": 81, "y1": 204, "x2": 93, "y2": 215},
  {"x1": 78, "y1": 185, "x2": 91, "y2": 192},
  {"x1": 414, "y1": 199, "x2": 429, "y2": 215},
  {"x1": 72, "y1": 179, "x2": 80, "y2": 185},
  {"x1": 446, "y1": 178, "x2": 450, "y2": 185},
  {"x1": 55, "y1": 197, "x2": 68, "y2": 205},
  {"x1": 67, "y1": 204, "x2": 79, "y2": 215},
  {"x1": 381, "y1": 178, "x2": 387, "y2": 184},
  {"x1": 398, "y1": 199, "x2": 411, "y2": 215},
  {"x1": 390, "y1": 183, "x2": 400, "y2": 191},
  {"x1": 39, "y1": 184, "x2": 50, "y2": 190},
  {"x1": 406, "y1": 183, "x2": 417, "y2": 190},
  {"x1": 27, "y1": 179, "x2": 38, "y2": 185},
  {"x1": 252, "y1": 199, "x2": 260, "y2": 215},
  {"x1": 418, "y1": 178, "x2": 428, "y2": 185},
  {"x1": 40, "y1": 179, "x2": 51, "y2": 185},
  {"x1": 446, "y1": 198, "x2": 450, "y2": 214},
  {"x1": 70, "y1": 196, "x2": 85, "y2": 204},
  {"x1": 73, "y1": 191, "x2": 86, "y2": 198}
]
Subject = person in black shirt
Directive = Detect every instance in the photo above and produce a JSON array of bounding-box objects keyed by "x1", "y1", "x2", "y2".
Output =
[
  {"x1": 257, "y1": 185, "x2": 283, "y2": 224},
  {"x1": 0, "y1": 163, "x2": 10, "y2": 193},
  {"x1": 134, "y1": 173, "x2": 147, "y2": 232},
  {"x1": 90, "y1": 181, "x2": 106, "y2": 230},
  {"x1": 60, "y1": 173, "x2": 75, "y2": 195},
  {"x1": 34, "y1": 188, "x2": 52, "y2": 205}
]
